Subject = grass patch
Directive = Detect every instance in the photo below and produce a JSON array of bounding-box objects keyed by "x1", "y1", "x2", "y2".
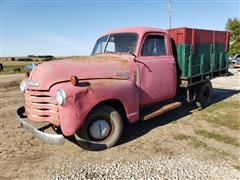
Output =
[
  {"x1": 173, "y1": 133, "x2": 207, "y2": 148},
  {"x1": 195, "y1": 130, "x2": 240, "y2": 146},
  {"x1": 206, "y1": 115, "x2": 240, "y2": 130},
  {"x1": 200, "y1": 101, "x2": 240, "y2": 130},
  {"x1": 0, "y1": 66, "x2": 29, "y2": 74},
  {"x1": 234, "y1": 165, "x2": 240, "y2": 171},
  {"x1": 0, "y1": 61, "x2": 40, "y2": 75},
  {"x1": 0, "y1": 61, "x2": 36, "y2": 67},
  {"x1": 207, "y1": 101, "x2": 239, "y2": 111},
  {"x1": 0, "y1": 80, "x2": 21, "y2": 88},
  {"x1": 174, "y1": 133, "x2": 231, "y2": 158},
  {"x1": 188, "y1": 137, "x2": 208, "y2": 148},
  {"x1": 205, "y1": 146, "x2": 231, "y2": 158},
  {"x1": 173, "y1": 134, "x2": 191, "y2": 141}
]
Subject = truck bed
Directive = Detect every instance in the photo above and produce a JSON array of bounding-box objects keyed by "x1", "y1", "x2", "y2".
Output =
[{"x1": 168, "y1": 27, "x2": 229, "y2": 87}]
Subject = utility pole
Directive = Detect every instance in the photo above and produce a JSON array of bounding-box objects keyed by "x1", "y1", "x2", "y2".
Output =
[{"x1": 168, "y1": 0, "x2": 172, "y2": 29}]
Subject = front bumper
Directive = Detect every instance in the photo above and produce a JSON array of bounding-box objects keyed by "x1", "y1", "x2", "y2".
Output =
[{"x1": 16, "y1": 106, "x2": 65, "y2": 145}]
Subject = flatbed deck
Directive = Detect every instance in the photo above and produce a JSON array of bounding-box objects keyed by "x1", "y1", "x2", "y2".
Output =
[{"x1": 168, "y1": 27, "x2": 229, "y2": 88}]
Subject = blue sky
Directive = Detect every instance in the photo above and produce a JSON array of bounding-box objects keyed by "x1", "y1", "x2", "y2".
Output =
[{"x1": 1, "y1": 0, "x2": 239, "y2": 56}]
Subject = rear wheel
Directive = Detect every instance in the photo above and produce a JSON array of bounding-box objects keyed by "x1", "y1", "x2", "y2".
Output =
[
  {"x1": 195, "y1": 80, "x2": 212, "y2": 109},
  {"x1": 75, "y1": 105, "x2": 123, "y2": 151}
]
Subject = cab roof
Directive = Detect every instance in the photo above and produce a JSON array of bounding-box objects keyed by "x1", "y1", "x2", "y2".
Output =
[{"x1": 101, "y1": 27, "x2": 168, "y2": 38}]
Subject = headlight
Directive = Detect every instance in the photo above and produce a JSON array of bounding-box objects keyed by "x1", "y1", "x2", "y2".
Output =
[
  {"x1": 20, "y1": 80, "x2": 26, "y2": 93},
  {"x1": 55, "y1": 89, "x2": 66, "y2": 106}
]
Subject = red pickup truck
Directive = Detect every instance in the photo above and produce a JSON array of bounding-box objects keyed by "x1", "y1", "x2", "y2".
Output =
[{"x1": 17, "y1": 27, "x2": 229, "y2": 150}]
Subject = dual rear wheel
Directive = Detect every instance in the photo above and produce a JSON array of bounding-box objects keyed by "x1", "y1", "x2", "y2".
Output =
[{"x1": 195, "y1": 80, "x2": 212, "y2": 109}]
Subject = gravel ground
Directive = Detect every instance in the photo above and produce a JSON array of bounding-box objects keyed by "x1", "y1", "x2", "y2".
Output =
[
  {"x1": 46, "y1": 69, "x2": 240, "y2": 180},
  {"x1": 48, "y1": 154, "x2": 240, "y2": 180},
  {"x1": 47, "y1": 69, "x2": 240, "y2": 180},
  {"x1": 1, "y1": 69, "x2": 239, "y2": 179}
]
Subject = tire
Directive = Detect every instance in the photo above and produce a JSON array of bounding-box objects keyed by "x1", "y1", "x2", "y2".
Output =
[
  {"x1": 75, "y1": 105, "x2": 123, "y2": 151},
  {"x1": 195, "y1": 80, "x2": 212, "y2": 109}
]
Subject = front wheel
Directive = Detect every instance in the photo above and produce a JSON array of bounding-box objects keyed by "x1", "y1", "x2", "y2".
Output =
[
  {"x1": 75, "y1": 105, "x2": 123, "y2": 151},
  {"x1": 195, "y1": 80, "x2": 212, "y2": 109}
]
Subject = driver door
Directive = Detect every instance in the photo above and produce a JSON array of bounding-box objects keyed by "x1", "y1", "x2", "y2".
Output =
[{"x1": 136, "y1": 33, "x2": 177, "y2": 106}]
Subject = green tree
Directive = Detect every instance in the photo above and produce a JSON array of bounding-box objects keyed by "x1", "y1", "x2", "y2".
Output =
[{"x1": 225, "y1": 18, "x2": 240, "y2": 56}]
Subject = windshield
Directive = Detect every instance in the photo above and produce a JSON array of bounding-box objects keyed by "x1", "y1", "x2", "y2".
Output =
[{"x1": 91, "y1": 33, "x2": 138, "y2": 55}]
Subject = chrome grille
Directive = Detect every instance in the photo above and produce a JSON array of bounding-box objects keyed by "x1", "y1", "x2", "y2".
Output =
[{"x1": 25, "y1": 89, "x2": 60, "y2": 126}]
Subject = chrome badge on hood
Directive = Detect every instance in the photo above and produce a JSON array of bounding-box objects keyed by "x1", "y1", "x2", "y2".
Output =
[
  {"x1": 115, "y1": 72, "x2": 130, "y2": 79},
  {"x1": 27, "y1": 80, "x2": 40, "y2": 87}
]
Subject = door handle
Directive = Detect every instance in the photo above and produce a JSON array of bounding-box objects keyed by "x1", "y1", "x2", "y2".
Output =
[{"x1": 168, "y1": 61, "x2": 176, "y2": 70}]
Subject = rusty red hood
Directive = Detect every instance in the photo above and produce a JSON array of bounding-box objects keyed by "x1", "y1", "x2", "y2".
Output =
[{"x1": 29, "y1": 55, "x2": 134, "y2": 90}]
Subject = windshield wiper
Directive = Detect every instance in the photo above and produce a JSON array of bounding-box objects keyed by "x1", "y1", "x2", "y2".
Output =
[
  {"x1": 127, "y1": 51, "x2": 136, "y2": 58},
  {"x1": 103, "y1": 34, "x2": 111, "y2": 53}
]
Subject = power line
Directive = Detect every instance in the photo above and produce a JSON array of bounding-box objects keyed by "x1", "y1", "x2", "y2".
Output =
[{"x1": 168, "y1": 0, "x2": 172, "y2": 29}]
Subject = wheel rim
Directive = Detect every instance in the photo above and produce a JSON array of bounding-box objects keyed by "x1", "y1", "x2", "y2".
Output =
[{"x1": 89, "y1": 119, "x2": 111, "y2": 140}]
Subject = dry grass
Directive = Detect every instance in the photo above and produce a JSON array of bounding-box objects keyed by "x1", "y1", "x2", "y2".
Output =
[
  {"x1": 173, "y1": 134, "x2": 207, "y2": 148},
  {"x1": 201, "y1": 101, "x2": 240, "y2": 130},
  {"x1": 0, "y1": 61, "x2": 40, "y2": 75},
  {"x1": 195, "y1": 129, "x2": 240, "y2": 146},
  {"x1": 0, "y1": 61, "x2": 36, "y2": 67},
  {"x1": 173, "y1": 133, "x2": 231, "y2": 158},
  {"x1": 234, "y1": 165, "x2": 240, "y2": 171}
]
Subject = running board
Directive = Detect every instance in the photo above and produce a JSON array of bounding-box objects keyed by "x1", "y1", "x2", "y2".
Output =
[{"x1": 142, "y1": 102, "x2": 182, "y2": 121}]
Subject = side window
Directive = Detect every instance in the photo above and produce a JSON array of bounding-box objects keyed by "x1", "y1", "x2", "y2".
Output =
[{"x1": 141, "y1": 35, "x2": 166, "y2": 56}]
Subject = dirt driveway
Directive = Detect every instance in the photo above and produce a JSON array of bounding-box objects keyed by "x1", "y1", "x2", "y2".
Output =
[{"x1": 0, "y1": 70, "x2": 239, "y2": 179}]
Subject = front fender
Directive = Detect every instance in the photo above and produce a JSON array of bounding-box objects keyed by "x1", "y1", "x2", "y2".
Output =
[
  {"x1": 52, "y1": 79, "x2": 139, "y2": 136},
  {"x1": 50, "y1": 82, "x2": 89, "y2": 136},
  {"x1": 87, "y1": 79, "x2": 140, "y2": 123}
]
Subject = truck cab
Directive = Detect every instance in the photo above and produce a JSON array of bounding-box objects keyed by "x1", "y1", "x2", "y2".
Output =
[
  {"x1": 92, "y1": 28, "x2": 177, "y2": 105},
  {"x1": 17, "y1": 27, "x2": 228, "y2": 150}
]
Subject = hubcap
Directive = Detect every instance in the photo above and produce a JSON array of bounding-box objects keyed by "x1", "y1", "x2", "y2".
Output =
[{"x1": 89, "y1": 120, "x2": 111, "y2": 140}]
